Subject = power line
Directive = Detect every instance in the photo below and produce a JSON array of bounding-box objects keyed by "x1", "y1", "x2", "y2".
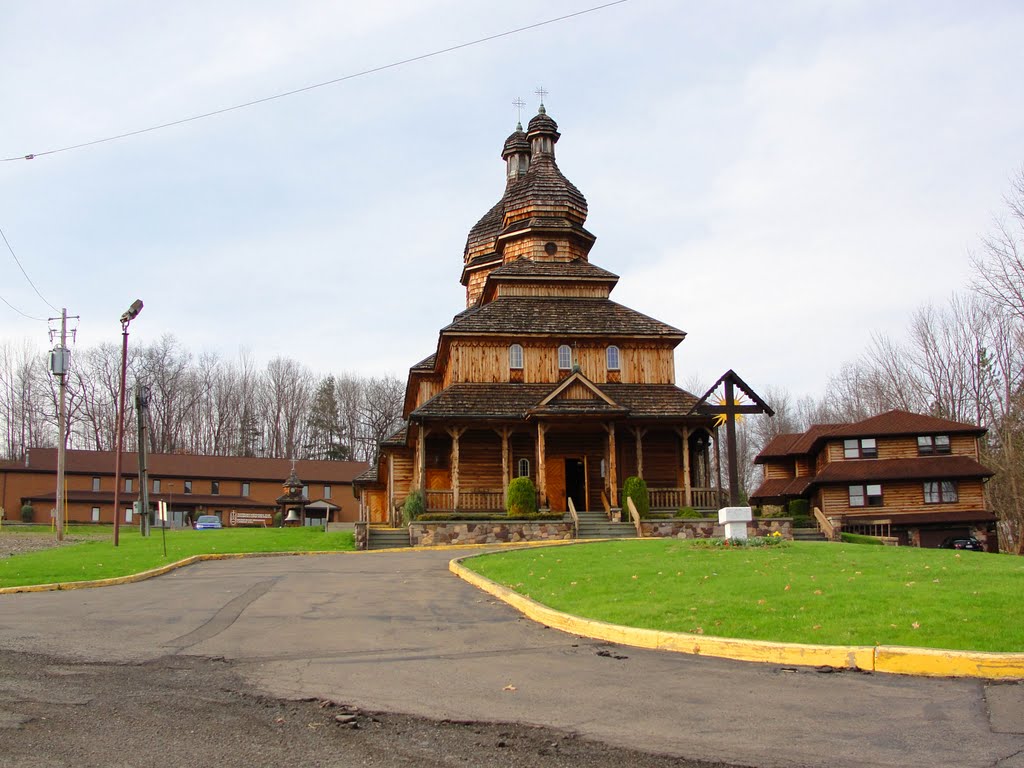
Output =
[
  {"x1": 0, "y1": 293, "x2": 46, "y2": 322},
  {"x1": 1, "y1": 0, "x2": 630, "y2": 163},
  {"x1": 0, "y1": 225, "x2": 58, "y2": 314}
]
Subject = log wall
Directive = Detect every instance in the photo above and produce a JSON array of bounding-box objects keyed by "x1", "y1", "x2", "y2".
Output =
[{"x1": 821, "y1": 479, "x2": 987, "y2": 516}]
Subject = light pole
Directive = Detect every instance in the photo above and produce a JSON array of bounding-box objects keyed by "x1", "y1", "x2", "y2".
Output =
[{"x1": 112, "y1": 299, "x2": 143, "y2": 547}]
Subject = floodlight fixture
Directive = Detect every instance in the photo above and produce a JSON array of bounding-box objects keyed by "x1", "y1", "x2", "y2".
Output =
[{"x1": 120, "y1": 299, "x2": 143, "y2": 325}]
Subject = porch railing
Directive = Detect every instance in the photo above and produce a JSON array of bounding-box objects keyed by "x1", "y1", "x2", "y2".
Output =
[
  {"x1": 567, "y1": 496, "x2": 580, "y2": 538},
  {"x1": 423, "y1": 488, "x2": 507, "y2": 513},
  {"x1": 626, "y1": 497, "x2": 643, "y2": 537},
  {"x1": 620, "y1": 487, "x2": 725, "y2": 511},
  {"x1": 813, "y1": 506, "x2": 837, "y2": 541}
]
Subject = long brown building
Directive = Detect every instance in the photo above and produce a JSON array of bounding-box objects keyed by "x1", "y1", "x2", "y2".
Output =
[
  {"x1": 0, "y1": 448, "x2": 366, "y2": 527},
  {"x1": 749, "y1": 410, "x2": 997, "y2": 549},
  {"x1": 354, "y1": 104, "x2": 726, "y2": 524}
]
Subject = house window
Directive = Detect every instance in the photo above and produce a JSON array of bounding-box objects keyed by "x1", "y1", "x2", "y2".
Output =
[
  {"x1": 518, "y1": 458, "x2": 530, "y2": 477},
  {"x1": 509, "y1": 343, "x2": 524, "y2": 370},
  {"x1": 843, "y1": 438, "x2": 877, "y2": 459},
  {"x1": 153, "y1": 479, "x2": 161, "y2": 493},
  {"x1": 324, "y1": 485, "x2": 332, "y2": 500},
  {"x1": 606, "y1": 345, "x2": 620, "y2": 371},
  {"x1": 558, "y1": 344, "x2": 572, "y2": 370},
  {"x1": 92, "y1": 476, "x2": 101, "y2": 491},
  {"x1": 241, "y1": 482, "x2": 250, "y2": 497},
  {"x1": 924, "y1": 481, "x2": 959, "y2": 504},
  {"x1": 124, "y1": 477, "x2": 133, "y2": 493},
  {"x1": 184, "y1": 480, "x2": 193, "y2": 494},
  {"x1": 303, "y1": 485, "x2": 309, "y2": 497},
  {"x1": 211, "y1": 481, "x2": 220, "y2": 495},
  {"x1": 849, "y1": 484, "x2": 882, "y2": 507},
  {"x1": 91, "y1": 506, "x2": 100, "y2": 522},
  {"x1": 918, "y1": 435, "x2": 951, "y2": 455}
]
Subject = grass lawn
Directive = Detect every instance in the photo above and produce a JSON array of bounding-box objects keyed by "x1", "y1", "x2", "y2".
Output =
[
  {"x1": 0, "y1": 526, "x2": 354, "y2": 589},
  {"x1": 466, "y1": 540, "x2": 1024, "y2": 652}
]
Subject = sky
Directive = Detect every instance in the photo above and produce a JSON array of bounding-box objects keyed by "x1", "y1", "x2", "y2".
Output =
[{"x1": 2, "y1": 0, "x2": 1023, "y2": 402}]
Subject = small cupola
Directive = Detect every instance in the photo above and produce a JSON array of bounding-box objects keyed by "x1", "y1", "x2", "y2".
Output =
[
  {"x1": 501, "y1": 122, "x2": 531, "y2": 183},
  {"x1": 527, "y1": 104, "x2": 560, "y2": 157}
]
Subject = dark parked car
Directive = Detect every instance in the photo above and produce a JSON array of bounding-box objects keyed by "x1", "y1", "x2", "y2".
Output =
[
  {"x1": 939, "y1": 536, "x2": 984, "y2": 551},
  {"x1": 194, "y1": 515, "x2": 223, "y2": 530}
]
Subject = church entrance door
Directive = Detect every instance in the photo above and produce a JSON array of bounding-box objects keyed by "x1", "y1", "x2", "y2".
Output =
[{"x1": 565, "y1": 458, "x2": 587, "y2": 512}]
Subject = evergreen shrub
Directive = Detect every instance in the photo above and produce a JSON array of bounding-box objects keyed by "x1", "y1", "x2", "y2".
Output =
[
  {"x1": 675, "y1": 506, "x2": 703, "y2": 519},
  {"x1": 786, "y1": 498, "x2": 810, "y2": 518},
  {"x1": 402, "y1": 490, "x2": 425, "y2": 524},
  {"x1": 622, "y1": 476, "x2": 649, "y2": 518},
  {"x1": 20, "y1": 503, "x2": 33, "y2": 523},
  {"x1": 506, "y1": 477, "x2": 538, "y2": 517}
]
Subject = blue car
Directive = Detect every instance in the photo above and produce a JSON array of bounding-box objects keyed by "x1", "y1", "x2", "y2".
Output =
[{"x1": 194, "y1": 515, "x2": 222, "y2": 530}]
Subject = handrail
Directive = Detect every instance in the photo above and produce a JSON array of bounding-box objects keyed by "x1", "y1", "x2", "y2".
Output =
[
  {"x1": 813, "y1": 506, "x2": 836, "y2": 541},
  {"x1": 626, "y1": 497, "x2": 643, "y2": 538},
  {"x1": 567, "y1": 496, "x2": 580, "y2": 538},
  {"x1": 600, "y1": 491, "x2": 611, "y2": 519}
]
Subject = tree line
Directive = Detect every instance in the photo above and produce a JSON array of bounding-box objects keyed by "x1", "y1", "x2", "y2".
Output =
[{"x1": 0, "y1": 335, "x2": 404, "y2": 464}]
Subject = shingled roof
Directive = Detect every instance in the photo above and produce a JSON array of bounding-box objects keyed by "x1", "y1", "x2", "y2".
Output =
[
  {"x1": 829, "y1": 410, "x2": 985, "y2": 438},
  {"x1": 487, "y1": 257, "x2": 617, "y2": 282},
  {"x1": 410, "y1": 382, "x2": 705, "y2": 421},
  {"x1": 440, "y1": 296, "x2": 685, "y2": 339},
  {"x1": 813, "y1": 455, "x2": 993, "y2": 484}
]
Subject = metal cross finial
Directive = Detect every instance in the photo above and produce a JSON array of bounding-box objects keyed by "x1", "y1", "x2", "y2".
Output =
[
  {"x1": 512, "y1": 97, "x2": 526, "y2": 124},
  {"x1": 535, "y1": 86, "x2": 548, "y2": 106},
  {"x1": 290, "y1": 457, "x2": 297, "y2": 473}
]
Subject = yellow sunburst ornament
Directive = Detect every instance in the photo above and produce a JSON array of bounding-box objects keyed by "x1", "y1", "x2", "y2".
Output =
[{"x1": 712, "y1": 394, "x2": 749, "y2": 427}]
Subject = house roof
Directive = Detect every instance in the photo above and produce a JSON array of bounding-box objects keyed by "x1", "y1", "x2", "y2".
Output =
[
  {"x1": 10, "y1": 449, "x2": 367, "y2": 483},
  {"x1": 410, "y1": 382, "x2": 706, "y2": 422},
  {"x1": 410, "y1": 354, "x2": 436, "y2": 372},
  {"x1": 827, "y1": 410, "x2": 986, "y2": 438},
  {"x1": 754, "y1": 411, "x2": 984, "y2": 463},
  {"x1": 440, "y1": 296, "x2": 685, "y2": 340},
  {"x1": 812, "y1": 455, "x2": 994, "y2": 484}
]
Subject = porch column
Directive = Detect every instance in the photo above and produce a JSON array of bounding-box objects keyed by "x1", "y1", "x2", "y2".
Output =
[
  {"x1": 605, "y1": 423, "x2": 618, "y2": 507},
  {"x1": 536, "y1": 422, "x2": 548, "y2": 508},
  {"x1": 387, "y1": 453, "x2": 395, "y2": 526},
  {"x1": 416, "y1": 424, "x2": 428, "y2": 491},
  {"x1": 498, "y1": 426, "x2": 511, "y2": 506},
  {"x1": 679, "y1": 427, "x2": 692, "y2": 507},
  {"x1": 714, "y1": 426, "x2": 723, "y2": 507},
  {"x1": 632, "y1": 427, "x2": 647, "y2": 479},
  {"x1": 447, "y1": 427, "x2": 465, "y2": 511}
]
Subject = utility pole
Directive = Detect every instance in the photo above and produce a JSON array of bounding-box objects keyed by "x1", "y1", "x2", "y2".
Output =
[
  {"x1": 49, "y1": 308, "x2": 78, "y2": 542},
  {"x1": 136, "y1": 384, "x2": 151, "y2": 537}
]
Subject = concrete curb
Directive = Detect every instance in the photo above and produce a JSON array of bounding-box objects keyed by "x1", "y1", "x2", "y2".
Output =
[{"x1": 449, "y1": 553, "x2": 1024, "y2": 680}]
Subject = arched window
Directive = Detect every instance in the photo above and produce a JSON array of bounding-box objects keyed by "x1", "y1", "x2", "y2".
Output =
[
  {"x1": 558, "y1": 344, "x2": 572, "y2": 370},
  {"x1": 606, "y1": 345, "x2": 620, "y2": 371},
  {"x1": 509, "y1": 343, "x2": 524, "y2": 370},
  {"x1": 518, "y1": 458, "x2": 530, "y2": 477}
]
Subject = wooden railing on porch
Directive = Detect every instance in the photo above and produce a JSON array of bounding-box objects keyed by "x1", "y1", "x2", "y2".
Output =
[
  {"x1": 424, "y1": 488, "x2": 505, "y2": 513},
  {"x1": 567, "y1": 496, "x2": 580, "y2": 538},
  {"x1": 620, "y1": 487, "x2": 725, "y2": 511},
  {"x1": 813, "y1": 506, "x2": 837, "y2": 541},
  {"x1": 600, "y1": 490, "x2": 612, "y2": 520}
]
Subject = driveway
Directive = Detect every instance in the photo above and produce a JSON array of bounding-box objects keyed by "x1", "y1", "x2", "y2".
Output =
[{"x1": 1, "y1": 549, "x2": 1022, "y2": 767}]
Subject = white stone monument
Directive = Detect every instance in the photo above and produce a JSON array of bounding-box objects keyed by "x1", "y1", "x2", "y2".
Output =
[{"x1": 718, "y1": 506, "x2": 753, "y2": 540}]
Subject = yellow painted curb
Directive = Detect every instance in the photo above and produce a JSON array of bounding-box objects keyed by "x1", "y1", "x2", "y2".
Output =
[{"x1": 449, "y1": 555, "x2": 1024, "y2": 680}]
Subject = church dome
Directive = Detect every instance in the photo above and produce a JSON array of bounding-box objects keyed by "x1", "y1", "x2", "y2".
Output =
[{"x1": 501, "y1": 124, "x2": 530, "y2": 159}]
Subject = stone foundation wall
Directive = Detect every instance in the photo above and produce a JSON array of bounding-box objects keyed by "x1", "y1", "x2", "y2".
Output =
[
  {"x1": 640, "y1": 518, "x2": 794, "y2": 540},
  {"x1": 409, "y1": 521, "x2": 574, "y2": 547},
  {"x1": 354, "y1": 521, "x2": 369, "y2": 550}
]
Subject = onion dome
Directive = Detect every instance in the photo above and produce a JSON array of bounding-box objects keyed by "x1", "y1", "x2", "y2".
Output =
[{"x1": 527, "y1": 104, "x2": 560, "y2": 142}]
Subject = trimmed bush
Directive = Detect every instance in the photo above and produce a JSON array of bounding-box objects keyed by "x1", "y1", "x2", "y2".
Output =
[
  {"x1": 20, "y1": 503, "x2": 34, "y2": 523},
  {"x1": 675, "y1": 506, "x2": 703, "y2": 519},
  {"x1": 402, "y1": 489, "x2": 425, "y2": 524},
  {"x1": 841, "y1": 532, "x2": 885, "y2": 545},
  {"x1": 622, "y1": 476, "x2": 650, "y2": 519},
  {"x1": 506, "y1": 477, "x2": 538, "y2": 517},
  {"x1": 273, "y1": 511, "x2": 283, "y2": 527},
  {"x1": 786, "y1": 498, "x2": 810, "y2": 518}
]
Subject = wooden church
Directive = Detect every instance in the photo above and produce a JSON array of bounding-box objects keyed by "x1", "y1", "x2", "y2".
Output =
[{"x1": 354, "y1": 102, "x2": 750, "y2": 528}]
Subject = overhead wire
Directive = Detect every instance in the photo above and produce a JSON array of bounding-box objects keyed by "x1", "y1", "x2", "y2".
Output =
[
  {"x1": 1, "y1": 0, "x2": 630, "y2": 163},
  {"x1": 0, "y1": 225, "x2": 55, "y2": 320}
]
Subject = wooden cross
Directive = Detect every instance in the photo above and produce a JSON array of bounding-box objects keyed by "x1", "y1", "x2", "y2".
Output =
[
  {"x1": 512, "y1": 97, "x2": 526, "y2": 123},
  {"x1": 535, "y1": 86, "x2": 548, "y2": 106}
]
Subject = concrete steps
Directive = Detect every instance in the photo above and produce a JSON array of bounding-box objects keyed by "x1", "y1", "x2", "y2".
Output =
[
  {"x1": 792, "y1": 527, "x2": 828, "y2": 542},
  {"x1": 575, "y1": 510, "x2": 637, "y2": 539},
  {"x1": 367, "y1": 527, "x2": 411, "y2": 550}
]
